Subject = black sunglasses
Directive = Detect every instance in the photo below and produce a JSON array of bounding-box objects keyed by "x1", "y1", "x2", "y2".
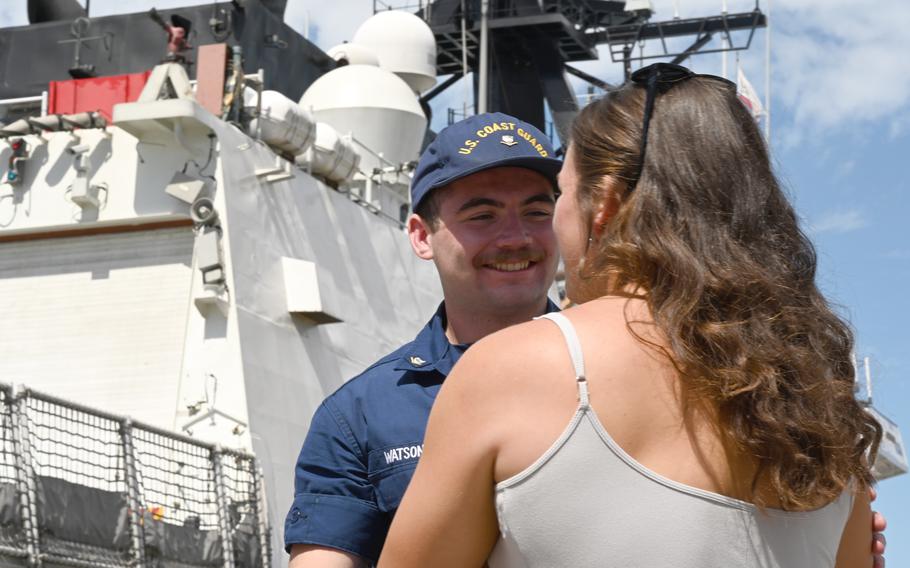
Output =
[{"x1": 627, "y1": 62, "x2": 736, "y2": 193}]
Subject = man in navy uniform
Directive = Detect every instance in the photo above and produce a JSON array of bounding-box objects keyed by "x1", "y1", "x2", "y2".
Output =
[{"x1": 285, "y1": 112, "x2": 562, "y2": 567}]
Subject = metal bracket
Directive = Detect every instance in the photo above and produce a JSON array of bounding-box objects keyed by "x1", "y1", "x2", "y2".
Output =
[{"x1": 254, "y1": 157, "x2": 294, "y2": 183}]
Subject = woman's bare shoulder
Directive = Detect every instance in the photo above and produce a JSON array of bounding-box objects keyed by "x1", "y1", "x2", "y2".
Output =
[
  {"x1": 426, "y1": 318, "x2": 571, "y2": 459},
  {"x1": 446, "y1": 298, "x2": 653, "y2": 408},
  {"x1": 451, "y1": 317, "x2": 567, "y2": 386}
]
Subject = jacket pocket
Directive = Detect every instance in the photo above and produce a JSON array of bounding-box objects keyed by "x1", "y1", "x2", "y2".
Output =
[{"x1": 367, "y1": 444, "x2": 421, "y2": 514}]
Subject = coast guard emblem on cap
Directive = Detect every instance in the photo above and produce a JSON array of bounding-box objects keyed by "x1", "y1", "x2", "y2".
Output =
[
  {"x1": 409, "y1": 356, "x2": 427, "y2": 367},
  {"x1": 500, "y1": 135, "x2": 517, "y2": 147}
]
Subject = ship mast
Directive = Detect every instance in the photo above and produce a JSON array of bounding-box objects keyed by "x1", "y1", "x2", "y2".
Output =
[{"x1": 401, "y1": 0, "x2": 767, "y2": 143}]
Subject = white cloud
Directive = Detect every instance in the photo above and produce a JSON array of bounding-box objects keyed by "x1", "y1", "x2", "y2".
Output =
[
  {"x1": 810, "y1": 210, "x2": 867, "y2": 234},
  {"x1": 752, "y1": 0, "x2": 910, "y2": 138},
  {"x1": 0, "y1": 4, "x2": 27, "y2": 27},
  {"x1": 574, "y1": 1, "x2": 910, "y2": 143}
]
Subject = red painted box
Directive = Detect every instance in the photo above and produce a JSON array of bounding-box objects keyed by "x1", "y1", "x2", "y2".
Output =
[{"x1": 48, "y1": 71, "x2": 152, "y2": 121}]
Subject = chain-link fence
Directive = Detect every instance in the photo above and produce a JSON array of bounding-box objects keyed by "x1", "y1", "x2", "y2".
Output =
[{"x1": 0, "y1": 383, "x2": 270, "y2": 568}]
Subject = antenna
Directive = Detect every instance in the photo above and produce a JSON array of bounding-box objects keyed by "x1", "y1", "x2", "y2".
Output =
[
  {"x1": 851, "y1": 354, "x2": 910, "y2": 480},
  {"x1": 764, "y1": 0, "x2": 772, "y2": 141},
  {"x1": 864, "y1": 356, "x2": 874, "y2": 405}
]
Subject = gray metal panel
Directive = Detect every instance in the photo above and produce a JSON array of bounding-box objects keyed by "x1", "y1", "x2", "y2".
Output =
[{"x1": 0, "y1": 227, "x2": 195, "y2": 429}]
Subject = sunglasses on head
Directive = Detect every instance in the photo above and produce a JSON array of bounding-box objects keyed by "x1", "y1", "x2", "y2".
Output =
[{"x1": 626, "y1": 62, "x2": 736, "y2": 193}]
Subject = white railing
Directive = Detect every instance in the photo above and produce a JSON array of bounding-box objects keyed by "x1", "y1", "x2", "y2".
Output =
[{"x1": 0, "y1": 383, "x2": 271, "y2": 568}]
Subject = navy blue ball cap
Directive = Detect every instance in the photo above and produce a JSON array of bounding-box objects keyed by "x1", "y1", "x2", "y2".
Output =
[{"x1": 410, "y1": 112, "x2": 563, "y2": 212}]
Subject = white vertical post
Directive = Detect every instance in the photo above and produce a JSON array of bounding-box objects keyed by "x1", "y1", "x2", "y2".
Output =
[
  {"x1": 721, "y1": 37, "x2": 728, "y2": 79},
  {"x1": 213, "y1": 448, "x2": 237, "y2": 568},
  {"x1": 251, "y1": 460, "x2": 272, "y2": 568},
  {"x1": 721, "y1": 1, "x2": 729, "y2": 79},
  {"x1": 764, "y1": 0, "x2": 772, "y2": 142},
  {"x1": 864, "y1": 356, "x2": 873, "y2": 404},
  {"x1": 120, "y1": 418, "x2": 147, "y2": 567},
  {"x1": 478, "y1": 0, "x2": 490, "y2": 114},
  {"x1": 9, "y1": 385, "x2": 41, "y2": 567},
  {"x1": 461, "y1": 0, "x2": 470, "y2": 117}
]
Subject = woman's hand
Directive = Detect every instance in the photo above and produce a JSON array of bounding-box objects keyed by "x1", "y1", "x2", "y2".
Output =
[{"x1": 870, "y1": 486, "x2": 886, "y2": 568}]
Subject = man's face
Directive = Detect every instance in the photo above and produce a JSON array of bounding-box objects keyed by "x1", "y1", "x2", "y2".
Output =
[{"x1": 410, "y1": 167, "x2": 558, "y2": 318}]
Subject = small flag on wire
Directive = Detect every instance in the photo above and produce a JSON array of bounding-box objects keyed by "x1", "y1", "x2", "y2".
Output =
[{"x1": 737, "y1": 65, "x2": 764, "y2": 120}]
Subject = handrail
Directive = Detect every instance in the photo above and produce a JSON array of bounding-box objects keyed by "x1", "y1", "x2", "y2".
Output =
[{"x1": 0, "y1": 381, "x2": 271, "y2": 568}]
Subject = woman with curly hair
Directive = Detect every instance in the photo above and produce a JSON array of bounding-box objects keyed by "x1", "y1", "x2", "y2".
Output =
[{"x1": 379, "y1": 63, "x2": 882, "y2": 567}]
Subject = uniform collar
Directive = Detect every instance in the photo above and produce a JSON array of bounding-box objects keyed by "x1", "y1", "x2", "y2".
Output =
[
  {"x1": 395, "y1": 302, "x2": 466, "y2": 376},
  {"x1": 395, "y1": 299, "x2": 560, "y2": 377}
]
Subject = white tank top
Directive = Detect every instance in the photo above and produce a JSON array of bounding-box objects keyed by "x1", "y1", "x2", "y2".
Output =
[{"x1": 488, "y1": 312, "x2": 853, "y2": 568}]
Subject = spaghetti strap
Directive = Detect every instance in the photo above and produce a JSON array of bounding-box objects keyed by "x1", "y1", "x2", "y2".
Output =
[{"x1": 537, "y1": 312, "x2": 589, "y2": 408}]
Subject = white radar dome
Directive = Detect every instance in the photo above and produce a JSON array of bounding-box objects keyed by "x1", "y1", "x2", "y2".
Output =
[
  {"x1": 352, "y1": 10, "x2": 437, "y2": 94},
  {"x1": 326, "y1": 42, "x2": 380, "y2": 67},
  {"x1": 300, "y1": 64, "x2": 427, "y2": 169}
]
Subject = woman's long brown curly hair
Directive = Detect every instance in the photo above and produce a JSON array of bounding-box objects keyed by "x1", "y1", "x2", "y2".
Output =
[{"x1": 570, "y1": 75, "x2": 881, "y2": 510}]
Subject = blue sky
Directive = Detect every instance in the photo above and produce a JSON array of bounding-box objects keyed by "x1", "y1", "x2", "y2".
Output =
[{"x1": 3, "y1": 0, "x2": 908, "y2": 561}]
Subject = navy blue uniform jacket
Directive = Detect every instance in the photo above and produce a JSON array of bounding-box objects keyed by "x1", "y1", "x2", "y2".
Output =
[{"x1": 284, "y1": 301, "x2": 558, "y2": 563}]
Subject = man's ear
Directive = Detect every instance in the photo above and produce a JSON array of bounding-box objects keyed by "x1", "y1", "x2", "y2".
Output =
[{"x1": 408, "y1": 214, "x2": 434, "y2": 260}]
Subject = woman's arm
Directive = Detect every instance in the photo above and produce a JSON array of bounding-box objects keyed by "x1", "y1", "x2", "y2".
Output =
[
  {"x1": 289, "y1": 545, "x2": 367, "y2": 568},
  {"x1": 378, "y1": 342, "x2": 503, "y2": 568},
  {"x1": 835, "y1": 485, "x2": 873, "y2": 568}
]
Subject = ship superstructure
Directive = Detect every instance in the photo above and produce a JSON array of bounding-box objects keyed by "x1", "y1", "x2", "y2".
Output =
[{"x1": 1, "y1": 2, "x2": 443, "y2": 565}]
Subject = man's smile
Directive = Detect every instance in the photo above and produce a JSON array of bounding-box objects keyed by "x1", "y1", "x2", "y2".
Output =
[{"x1": 486, "y1": 261, "x2": 533, "y2": 272}]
